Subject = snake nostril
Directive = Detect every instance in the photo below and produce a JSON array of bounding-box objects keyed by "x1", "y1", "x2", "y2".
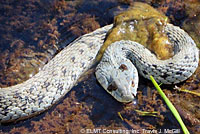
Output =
[{"x1": 131, "y1": 80, "x2": 135, "y2": 87}]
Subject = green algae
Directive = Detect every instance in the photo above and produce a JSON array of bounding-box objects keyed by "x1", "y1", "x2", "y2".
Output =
[{"x1": 97, "y1": 2, "x2": 173, "y2": 61}]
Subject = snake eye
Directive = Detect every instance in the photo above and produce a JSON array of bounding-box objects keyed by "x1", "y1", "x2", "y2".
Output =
[
  {"x1": 119, "y1": 64, "x2": 128, "y2": 71},
  {"x1": 107, "y1": 82, "x2": 118, "y2": 92}
]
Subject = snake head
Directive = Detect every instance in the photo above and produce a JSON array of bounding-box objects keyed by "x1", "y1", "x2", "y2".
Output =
[{"x1": 96, "y1": 58, "x2": 139, "y2": 103}]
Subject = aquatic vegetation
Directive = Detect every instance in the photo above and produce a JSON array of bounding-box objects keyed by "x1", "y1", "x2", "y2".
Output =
[
  {"x1": 150, "y1": 75, "x2": 189, "y2": 134},
  {"x1": 97, "y1": 2, "x2": 173, "y2": 61}
]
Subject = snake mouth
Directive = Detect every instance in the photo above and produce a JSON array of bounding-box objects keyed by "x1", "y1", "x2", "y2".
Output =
[
  {"x1": 121, "y1": 93, "x2": 137, "y2": 104},
  {"x1": 122, "y1": 96, "x2": 136, "y2": 104},
  {"x1": 124, "y1": 101, "x2": 134, "y2": 104},
  {"x1": 119, "y1": 92, "x2": 136, "y2": 103}
]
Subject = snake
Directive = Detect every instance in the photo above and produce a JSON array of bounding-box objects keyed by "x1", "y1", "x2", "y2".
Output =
[{"x1": 0, "y1": 22, "x2": 199, "y2": 123}]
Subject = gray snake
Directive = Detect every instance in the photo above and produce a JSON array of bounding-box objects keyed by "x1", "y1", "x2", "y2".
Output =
[{"x1": 0, "y1": 23, "x2": 199, "y2": 123}]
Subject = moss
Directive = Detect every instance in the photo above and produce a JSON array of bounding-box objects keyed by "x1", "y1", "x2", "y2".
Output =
[{"x1": 97, "y1": 2, "x2": 173, "y2": 61}]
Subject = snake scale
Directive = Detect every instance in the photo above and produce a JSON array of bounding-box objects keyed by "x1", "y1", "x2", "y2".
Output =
[{"x1": 0, "y1": 22, "x2": 199, "y2": 123}]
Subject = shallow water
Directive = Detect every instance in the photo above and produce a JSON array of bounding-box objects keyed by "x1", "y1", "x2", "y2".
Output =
[{"x1": 0, "y1": 0, "x2": 200, "y2": 133}]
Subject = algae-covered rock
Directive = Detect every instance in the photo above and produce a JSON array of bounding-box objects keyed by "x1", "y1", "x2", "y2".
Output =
[{"x1": 97, "y1": 2, "x2": 173, "y2": 61}]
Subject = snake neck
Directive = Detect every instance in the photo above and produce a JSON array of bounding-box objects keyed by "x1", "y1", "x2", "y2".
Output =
[{"x1": 99, "y1": 24, "x2": 199, "y2": 85}]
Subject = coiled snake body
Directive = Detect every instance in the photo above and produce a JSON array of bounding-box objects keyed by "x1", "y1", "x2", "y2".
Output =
[{"x1": 0, "y1": 23, "x2": 199, "y2": 123}]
